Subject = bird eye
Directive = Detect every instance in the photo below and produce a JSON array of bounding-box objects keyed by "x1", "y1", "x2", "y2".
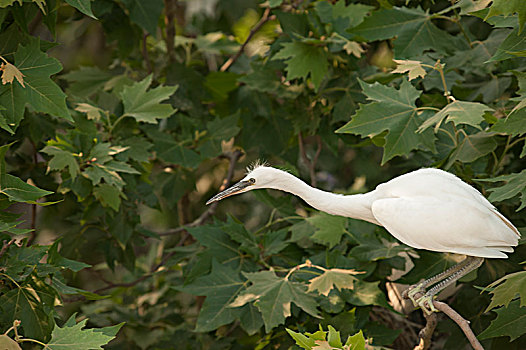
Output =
[{"x1": 249, "y1": 178, "x2": 256, "y2": 184}]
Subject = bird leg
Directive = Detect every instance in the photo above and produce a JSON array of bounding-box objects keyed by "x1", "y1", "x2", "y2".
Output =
[
  {"x1": 403, "y1": 256, "x2": 475, "y2": 305},
  {"x1": 415, "y1": 256, "x2": 484, "y2": 315}
]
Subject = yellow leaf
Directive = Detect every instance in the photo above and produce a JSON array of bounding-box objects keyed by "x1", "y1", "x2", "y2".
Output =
[
  {"x1": 343, "y1": 41, "x2": 364, "y2": 58},
  {"x1": 392, "y1": 59, "x2": 427, "y2": 80},
  {"x1": 1, "y1": 62, "x2": 25, "y2": 87},
  {"x1": 307, "y1": 268, "x2": 364, "y2": 296}
]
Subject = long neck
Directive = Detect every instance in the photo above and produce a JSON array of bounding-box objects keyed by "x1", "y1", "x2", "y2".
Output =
[{"x1": 267, "y1": 170, "x2": 379, "y2": 224}]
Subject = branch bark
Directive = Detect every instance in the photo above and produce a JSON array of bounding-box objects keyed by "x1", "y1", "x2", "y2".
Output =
[
  {"x1": 405, "y1": 291, "x2": 484, "y2": 350},
  {"x1": 434, "y1": 300, "x2": 484, "y2": 350},
  {"x1": 298, "y1": 133, "x2": 322, "y2": 187},
  {"x1": 219, "y1": 7, "x2": 274, "y2": 72}
]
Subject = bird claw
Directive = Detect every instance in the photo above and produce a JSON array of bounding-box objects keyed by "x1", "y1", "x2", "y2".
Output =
[
  {"x1": 415, "y1": 294, "x2": 438, "y2": 315},
  {"x1": 404, "y1": 284, "x2": 425, "y2": 306}
]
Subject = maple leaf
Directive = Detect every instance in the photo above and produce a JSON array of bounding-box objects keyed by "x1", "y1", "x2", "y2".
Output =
[
  {"x1": 336, "y1": 79, "x2": 429, "y2": 164},
  {"x1": 486, "y1": 271, "x2": 526, "y2": 311},
  {"x1": 392, "y1": 59, "x2": 427, "y2": 80},
  {"x1": 349, "y1": 7, "x2": 454, "y2": 58},
  {"x1": 230, "y1": 270, "x2": 320, "y2": 331},
  {"x1": 478, "y1": 300, "x2": 526, "y2": 341},
  {"x1": 486, "y1": 0, "x2": 526, "y2": 33},
  {"x1": 307, "y1": 212, "x2": 348, "y2": 248},
  {"x1": 273, "y1": 42, "x2": 328, "y2": 92},
  {"x1": 308, "y1": 268, "x2": 363, "y2": 296},
  {"x1": 418, "y1": 100, "x2": 494, "y2": 133},
  {"x1": 120, "y1": 75, "x2": 178, "y2": 124},
  {"x1": 0, "y1": 38, "x2": 71, "y2": 132},
  {"x1": 181, "y1": 260, "x2": 262, "y2": 334},
  {"x1": 1, "y1": 61, "x2": 25, "y2": 87},
  {"x1": 45, "y1": 315, "x2": 123, "y2": 350},
  {"x1": 480, "y1": 169, "x2": 526, "y2": 210},
  {"x1": 41, "y1": 145, "x2": 80, "y2": 179}
]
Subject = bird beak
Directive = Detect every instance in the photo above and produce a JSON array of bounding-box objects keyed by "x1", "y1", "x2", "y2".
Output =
[{"x1": 206, "y1": 180, "x2": 254, "y2": 205}]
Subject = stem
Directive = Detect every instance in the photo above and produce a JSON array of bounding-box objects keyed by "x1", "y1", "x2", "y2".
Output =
[
  {"x1": 416, "y1": 106, "x2": 440, "y2": 112},
  {"x1": 220, "y1": 7, "x2": 275, "y2": 72},
  {"x1": 17, "y1": 338, "x2": 48, "y2": 348},
  {"x1": 433, "y1": 60, "x2": 454, "y2": 103}
]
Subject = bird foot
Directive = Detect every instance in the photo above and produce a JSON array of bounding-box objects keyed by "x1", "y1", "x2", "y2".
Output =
[
  {"x1": 415, "y1": 294, "x2": 438, "y2": 315},
  {"x1": 403, "y1": 284, "x2": 426, "y2": 306}
]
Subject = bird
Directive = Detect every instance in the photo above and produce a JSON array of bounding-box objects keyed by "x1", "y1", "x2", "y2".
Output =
[{"x1": 206, "y1": 165, "x2": 520, "y2": 314}]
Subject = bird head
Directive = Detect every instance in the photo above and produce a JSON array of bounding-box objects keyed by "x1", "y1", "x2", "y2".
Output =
[{"x1": 206, "y1": 165, "x2": 279, "y2": 205}]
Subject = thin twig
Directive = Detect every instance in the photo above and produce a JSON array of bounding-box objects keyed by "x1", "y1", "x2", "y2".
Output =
[
  {"x1": 298, "y1": 133, "x2": 322, "y2": 187},
  {"x1": 0, "y1": 239, "x2": 16, "y2": 259},
  {"x1": 164, "y1": 0, "x2": 177, "y2": 61},
  {"x1": 219, "y1": 7, "x2": 275, "y2": 72},
  {"x1": 160, "y1": 149, "x2": 244, "y2": 236},
  {"x1": 142, "y1": 33, "x2": 153, "y2": 74}
]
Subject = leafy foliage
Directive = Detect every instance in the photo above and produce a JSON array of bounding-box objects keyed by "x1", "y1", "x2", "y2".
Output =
[{"x1": 0, "y1": 0, "x2": 525, "y2": 349}]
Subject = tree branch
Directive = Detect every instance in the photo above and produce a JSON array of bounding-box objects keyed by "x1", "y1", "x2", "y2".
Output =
[
  {"x1": 405, "y1": 291, "x2": 484, "y2": 350},
  {"x1": 160, "y1": 149, "x2": 244, "y2": 237},
  {"x1": 434, "y1": 300, "x2": 484, "y2": 350},
  {"x1": 219, "y1": 7, "x2": 274, "y2": 72},
  {"x1": 298, "y1": 133, "x2": 322, "y2": 187},
  {"x1": 0, "y1": 239, "x2": 16, "y2": 259}
]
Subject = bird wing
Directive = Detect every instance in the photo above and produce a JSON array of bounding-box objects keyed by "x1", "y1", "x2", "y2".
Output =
[{"x1": 370, "y1": 196, "x2": 519, "y2": 258}]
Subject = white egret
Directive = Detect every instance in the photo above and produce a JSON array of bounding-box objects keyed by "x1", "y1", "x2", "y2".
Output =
[{"x1": 207, "y1": 165, "x2": 520, "y2": 313}]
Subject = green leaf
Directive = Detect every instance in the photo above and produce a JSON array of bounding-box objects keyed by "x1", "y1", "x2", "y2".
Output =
[
  {"x1": 306, "y1": 212, "x2": 348, "y2": 248},
  {"x1": 350, "y1": 241, "x2": 410, "y2": 262},
  {"x1": 121, "y1": 0, "x2": 163, "y2": 34},
  {"x1": 62, "y1": 66, "x2": 115, "y2": 97},
  {"x1": 0, "y1": 286, "x2": 52, "y2": 340},
  {"x1": 120, "y1": 75, "x2": 178, "y2": 124},
  {"x1": 41, "y1": 145, "x2": 80, "y2": 179},
  {"x1": 314, "y1": 1, "x2": 373, "y2": 35},
  {"x1": 186, "y1": 225, "x2": 242, "y2": 270},
  {"x1": 273, "y1": 42, "x2": 328, "y2": 92},
  {"x1": 418, "y1": 101, "x2": 493, "y2": 132},
  {"x1": 478, "y1": 300, "x2": 526, "y2": 341},
  {"x1": 45, "y1": 315, "x2": 123, "y2": 350},
  {"x1": 286, "y1": 328, "x2": 316, "y2": 350},
  {"x1": 0, "y1": 39, "x2": 71, "y2": 131},
  {"x1": 230, "y1": 270, "x2": 320, "y2": 331},
  {"x1": 488, "y1": 26, "x2": 526, "y2": 61},
  {"x1": 480, "y1": 170, "x2": 526, "y2": 210},
  {"x1": 336, "y1": 79, "x2": 425, "y2": 164},
  {"x1": 0, "y1": 174, "x2": 53, "y2": 203},
  {"x1": 151, "y1": 130, "x2": 201, "y2": 168},
  {"x1": 307, "y1": 268, "x2": 362, "y2": 296},
  {"x1": 181, "y1": 260, "x2": 262, "y2": 333},
  {"x1": 447, "y1": 132, "x2": 498, "y2": 165},
  {"x1": 204, "y1": 71, "x2": 239, "y2": 101},
  {"x1": 486, "y1": 271, "x2": 526, "y2": 311},
  {"x1": 342, "y1": 280, "x2": 389, "y2": 307},
  {"x1": 345, "y1": 330, "x2": 366, "y2": 350},
  {"x1": 93, "y1": 184, "x2": 121, "y2": 211},
  {"x1": 64, "y1": 0, "x2": 96, "y2": 19},
  {"x1": 492, "y1": 108, "x2": 526, "y2": 137},
  {"x1": 486, "y1": 0, "x2": 526, "y2": 33},
  {"x1": 349, "y1": 7, "x2": 454, "y2": 58}
]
